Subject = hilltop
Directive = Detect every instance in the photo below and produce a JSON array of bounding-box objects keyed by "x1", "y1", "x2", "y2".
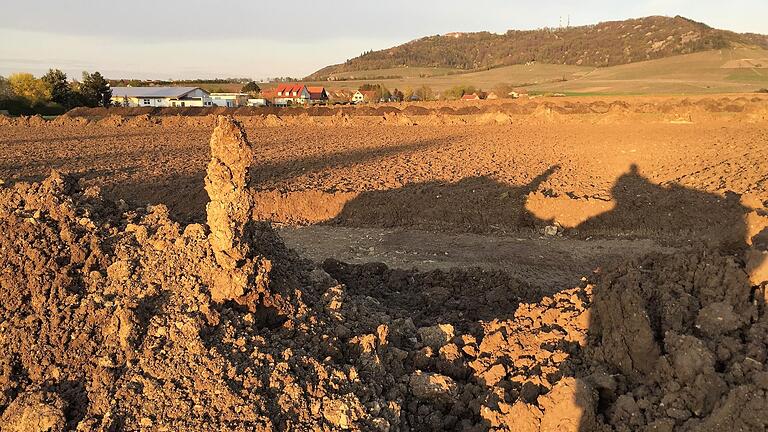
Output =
[{"x1": 309, "y1": 16, "x2": 768, "y2": 79}]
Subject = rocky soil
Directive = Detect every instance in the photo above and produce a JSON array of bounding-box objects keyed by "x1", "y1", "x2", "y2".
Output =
[{"x1": 1, "y1": 116, "x2": 766, "y2": 431}]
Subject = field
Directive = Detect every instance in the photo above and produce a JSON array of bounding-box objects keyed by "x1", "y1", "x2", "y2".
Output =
[
  {"x1": 266, "y1": 63, "x2": 593, "y2": 93},
  {"x1": 1, "y1": 95, "x2": 768, "y2": 430},
  {"x1": 534, "y1": 48, "x2": 768, "y2": 94},
  {"x1": 254, "y1": 48, "x2": 768, "y2": 96}
]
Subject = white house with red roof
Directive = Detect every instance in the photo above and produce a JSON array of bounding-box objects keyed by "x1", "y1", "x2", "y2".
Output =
[
  {"x1": 273, "y1": 84, "x2": 328, "y2": 106},
  {"x1": 274, "y1": 84, "x2": 309, "y2": 106},
  {"x1": 352, "y1": 90, "x2": 379, "y2": 104}
]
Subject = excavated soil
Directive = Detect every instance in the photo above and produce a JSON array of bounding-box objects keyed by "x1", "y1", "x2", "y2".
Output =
[{"x1": 1, "y1": 99, "x2": 768, "y2": 431}]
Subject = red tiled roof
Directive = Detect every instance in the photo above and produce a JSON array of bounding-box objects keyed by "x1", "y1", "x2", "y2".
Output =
[
  {"x1": 307, "y1": 86, "x2": 327, "y2": 100},
  {"x1": 275, "y1": 83, "x2": 306, "y2": 96},
  {"x1": 461, "y1": 93, "x2": 480, "y2": 100}
]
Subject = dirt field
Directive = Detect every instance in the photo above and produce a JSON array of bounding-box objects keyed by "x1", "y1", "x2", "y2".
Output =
[{"x1": 1, "y1": 97, "x2": 768, "y2": 430}]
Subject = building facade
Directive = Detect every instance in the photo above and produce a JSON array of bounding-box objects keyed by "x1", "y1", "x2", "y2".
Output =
[
  {"x1": 210, "y1": 93, "x2": 250, "y2": 107},
  {"x1": 274, "y1": 84, "x2": 310, "y2": 106},
  {"x1": 248, "y1": 98, "x2": 270, "y2": 107},
  {"x1": 111, "y1": 87, "x2": 213, "y2": 107}
]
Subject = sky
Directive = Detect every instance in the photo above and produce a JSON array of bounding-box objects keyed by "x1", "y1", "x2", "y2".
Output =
[{"x1": 0, "y1": 0, "x2": 766, "y2": 80}]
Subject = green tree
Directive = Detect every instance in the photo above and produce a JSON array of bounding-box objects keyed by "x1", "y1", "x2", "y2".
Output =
[
  {"x1": 242, "y1": 81, "x2": 261, "y2": 94},
  {"x1": 0, "y1": 76, "x2": 14, "y2": 100},
  {"x1": 8, "y1": 73, "x2": 50, "y2": 105},
  {"x1": 414, "y1": 85, "x2": 434, "y2": 101},
  {"x1": 444, "y1": 85, "x2": 479, "y2": 99},
  {"x1": 42, "y1": 69, "x2": 77, "y2": 108},
  {"x1": 392, "y1": 88, "x2": 405, "y2": 102},
  {"x1": 380, "y1": 86, "x2": 392, "y2": 102},
  {"x1": 358, "y1": 83, "x2": 392, "y2": 102},
  {"x1": 80, "y1": 71, "x2": 112, "y2": 107}
]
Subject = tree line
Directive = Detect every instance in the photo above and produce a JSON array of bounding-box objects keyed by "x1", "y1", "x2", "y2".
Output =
[{"x1": 0, "y1": 69, "x2": 111, "y2": 116}]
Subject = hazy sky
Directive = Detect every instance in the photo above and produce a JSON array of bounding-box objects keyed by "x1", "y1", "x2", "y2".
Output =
[{"x1": 0, "y1": 1, "x2": 765, "y2": 80}]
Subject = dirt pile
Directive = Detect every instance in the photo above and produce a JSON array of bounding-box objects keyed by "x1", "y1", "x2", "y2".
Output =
[
  {"x1": 51, "y1": 116, "x2": 90, "y2": 127},
  {"x1": 1, "y1": 117, "x2": 766, "y2": 431},
  {"x1": 55, "y1": 96, "x2": 768, "y2": 126},
  {"x1": 580, "y1": 249, "x2": 768, "y2": 431},
  {"x1": 0, "y1": 118, "x2": 373, "y2": 430}
]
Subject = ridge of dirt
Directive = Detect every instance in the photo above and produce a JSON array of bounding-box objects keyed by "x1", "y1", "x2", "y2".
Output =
[
  {"x1": 5, "y1": 95, "x2": 764, "y2": 128},
  {"x1": 1, "y1": 117, "x2": 767, "y2": 431}
]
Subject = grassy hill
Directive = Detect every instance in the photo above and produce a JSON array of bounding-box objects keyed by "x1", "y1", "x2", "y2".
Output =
[
  {"x1": 281, "y1": 63, "x2": 592, "y2": 94},
  {"x1": 309, "y1": 16, "x2": 768, "y2": 80},
  {"x1": 532, "y1": 47, "x2": 768, "y2": 94},
  {"x1": 262, "y1": 48, "x2": 768, "y2": 96}
]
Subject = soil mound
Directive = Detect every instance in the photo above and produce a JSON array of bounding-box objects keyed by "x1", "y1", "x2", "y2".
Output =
[
  {"x1": 5, "y1": 115, "x2": 49, "y2": 127},
  {"x1": 579, "y1": 248, "x2": 768, "y2": 431},
  {"x1": 65, "y1": 107, "x2": 156, "y2": 118},
  {"x1": 96, "y1": 115, "x2": 126, "y2": 127},
  {"x1": 51, "y1": 116, "x2": 90, "y2": 127},
  {"x1": 476, "y1": 112, "x2": 514, "y2": 125},
  {"x1": 263, "y1": 114, "x2": 283, "y2": 127},
  {"x1": 381, "y1": 112, "x2": 416, "y2": 126},
  {"x1": 125, "y1": 113, "x2": 159, "y2": 127}
]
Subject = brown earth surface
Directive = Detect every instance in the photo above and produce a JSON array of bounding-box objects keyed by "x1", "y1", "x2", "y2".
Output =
[{"x1": 1, "y1": 97, "x2": 768, "y2": 430}]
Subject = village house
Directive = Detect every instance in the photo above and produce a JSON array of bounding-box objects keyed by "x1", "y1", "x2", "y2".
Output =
[
  {"x1": 274, "y1": 84, "x2": 310, "y2": 106},
  {"x1": 461, "y1": 93, "x2": 481, "y2": 101},
  {"x1": 307, "y1": 86, "x2": 329, "y2": 105},
  {"x1": 111, "y1": 87, "x2": 213, "y2": 107},
  {"x1": 351, "y1": 90, "x2": 378, "y2": 104},
  {"x1": 210, "y1": 93, "x2": 249, "y2": 107},
  {"x1": 258, "y1": 89, "x2": 277, "y2": 104},
  {"x1": 327, "y1": 89, "x2": 354, "y2": 104},
  {"x1": 508, "y1": 89, "x2": 529, "y2": 99},
  {"x1": 248, "y1": 98, "x2": 270, "y2": 107},
  {"x1": 272, "y1": 84, "x2": 328, "y2": 106}
]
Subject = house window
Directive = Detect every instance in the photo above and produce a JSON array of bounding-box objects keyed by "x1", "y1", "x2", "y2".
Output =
[
  {"x1": 143, "y1": 99, "x2": 150, "y2": 105},
  {"x1": 172, "y1": 102, "x2": 177, "y2": 107},
  {"x1": 181, "y1": 102, "x2": 185, "y2": 107}
]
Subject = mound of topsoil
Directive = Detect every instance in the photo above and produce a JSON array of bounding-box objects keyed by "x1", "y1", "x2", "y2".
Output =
[
  {"x1": 1, "y1": 116, "x2": 766, "y2": 431},
  {"x1": 581, "y1": 249, "x2": 768, "y2": 431}
]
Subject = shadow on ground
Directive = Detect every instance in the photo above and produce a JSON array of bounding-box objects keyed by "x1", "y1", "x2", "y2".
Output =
[
  {"x1": 94, "y1": 136, "x2": 450, "y2": 223},
  {"x1": 319, "y1": 164, "x2": 765, "y2": 430},
  {"x1": 330, "y1": 166, "x2": 559, "y2": 234}
]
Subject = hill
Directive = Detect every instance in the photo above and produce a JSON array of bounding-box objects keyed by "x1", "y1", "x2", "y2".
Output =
[
  {"x1": 309, "y1": 16, "x2": 768, "y2": 79},
  {"x1": 271, "y1": 48, "x2": 768, "y2": 96}
]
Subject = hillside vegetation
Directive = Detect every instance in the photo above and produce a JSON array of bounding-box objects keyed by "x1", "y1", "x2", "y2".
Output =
[{"x1": 310, "y1": 16, "x2": 768, "y2": 79}]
